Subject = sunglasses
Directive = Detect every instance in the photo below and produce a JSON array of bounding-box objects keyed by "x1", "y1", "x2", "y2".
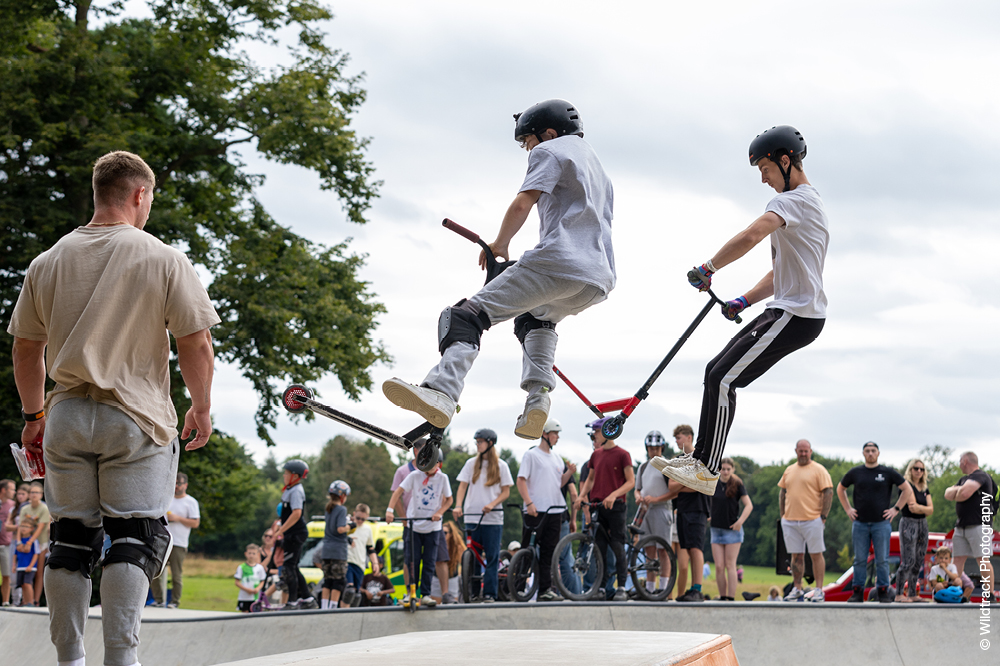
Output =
[{"x1": 912, "y1": 467, "x2": 924, "y2": 472}]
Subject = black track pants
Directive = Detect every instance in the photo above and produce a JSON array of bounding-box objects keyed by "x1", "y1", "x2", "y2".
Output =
[{"x1": 693, "y1": 308, "x2": 824, "y2": 473}]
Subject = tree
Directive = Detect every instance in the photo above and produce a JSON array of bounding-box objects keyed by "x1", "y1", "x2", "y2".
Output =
[
  {"x1": 0, "y1": 0, "x2": 387, "y2": 481},
  {"x1": 302, "y1": 435, "x2": 397, "y2": 520}
]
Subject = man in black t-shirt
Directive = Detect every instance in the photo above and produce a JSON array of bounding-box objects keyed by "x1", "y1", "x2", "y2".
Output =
[
  {"x1": 836, "y1": 442, "x2": 912, "y2": 603},
  {"x1": 944, "y1": 451, "x2": 995, "y2": 602}
]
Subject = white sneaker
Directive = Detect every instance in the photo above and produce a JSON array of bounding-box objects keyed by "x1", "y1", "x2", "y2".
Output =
[
  {"x1": 382, "y1": 378, "x2": 456, "y2": 428},
  {"x1": 783, "y1": 587, "x2": 805, "y2": 602},
  {"x1": 808, "y1": 589, "x2": 825, "y2": 603},
  {"x1": 649, "y1": 455, "x2": 719, "y2": 495},
  {"x1": 514, "y1": 388, "x2": 550, "y2": 440},
  {"x1": 420, "y1": 595, "x2": 437, "y2": 608}
]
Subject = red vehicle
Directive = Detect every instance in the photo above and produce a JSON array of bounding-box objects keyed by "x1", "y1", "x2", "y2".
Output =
[{"x1": 821, "y1": 528, "x2": 1000, "y2": 602}]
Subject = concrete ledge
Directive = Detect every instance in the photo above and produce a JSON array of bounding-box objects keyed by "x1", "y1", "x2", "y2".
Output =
[{"x1": 0, "y1": 601, "x2": 991, "y2": 666}]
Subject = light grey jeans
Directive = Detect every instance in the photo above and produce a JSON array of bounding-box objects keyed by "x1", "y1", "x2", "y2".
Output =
[
  {"x1": 43, "y1": 397, "x2": 179, "y2": 666},
  {"x1": 423, "y1": 262, "x2": 607, "y2": 401}
]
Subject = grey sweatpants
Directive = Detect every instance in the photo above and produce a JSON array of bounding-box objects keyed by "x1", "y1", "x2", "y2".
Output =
[
  {"x1": 43, "y1": 397, "x2": 179, "y2": 666},
  {"x1": 423, "y1": 262, "x2": 606, "y2": 401}
]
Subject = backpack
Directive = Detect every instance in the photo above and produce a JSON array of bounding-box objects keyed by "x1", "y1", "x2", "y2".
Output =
[{"x1": 933, "y1": 586, "x2": 963, "y2": 604}]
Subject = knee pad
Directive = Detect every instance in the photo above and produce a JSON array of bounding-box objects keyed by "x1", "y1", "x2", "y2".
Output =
[
  {"x1": 513, "y1": 313, "x2": 556, "y2": 345},
  {"x1": 438, "y1": 300, "x2": 492, "y2": 354},
  {"x1": 48, "y1": 520, "x2": 106, "y2": 579},
  {"x1": 341, "y1": 583, "x2": 356, "y2": 606},
  {"x1": 102, "y1": 516, "x2": 173, "y2": 584}
]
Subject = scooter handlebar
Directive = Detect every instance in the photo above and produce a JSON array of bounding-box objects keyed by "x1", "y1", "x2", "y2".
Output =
[{"x1": 442, "y1": 218, "x2": 480, "y2": 243}]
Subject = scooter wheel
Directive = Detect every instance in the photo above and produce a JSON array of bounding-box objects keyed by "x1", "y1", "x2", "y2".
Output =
[
  {"x1": 602, "y1": 415, "x2": 625, "y2": 440},
  {"x1": 282, "y1": 384, "x2": 312, "y2": 413},
  {"x1": 415, "y1": 439, "x2": 441, "y2": 472}
]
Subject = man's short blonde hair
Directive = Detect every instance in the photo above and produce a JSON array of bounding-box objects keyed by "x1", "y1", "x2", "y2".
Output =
[
  {"x1": 673, "y1": 424, "x2": 694, "y2": 438},
  {"x1": 92, "y1": 151, "x2": 155, "y2": 206}
]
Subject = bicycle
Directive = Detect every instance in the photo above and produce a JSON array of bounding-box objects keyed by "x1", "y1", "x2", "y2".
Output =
[
  {"x1": 458, "y1": 510, "x2": 513, "y2": 603},
  {"x1": 506, "y1": 503, "x2": 566, "y2": 602},
  {"x1": 553, "y1": 501, "x2": 676, "y2": 602}
]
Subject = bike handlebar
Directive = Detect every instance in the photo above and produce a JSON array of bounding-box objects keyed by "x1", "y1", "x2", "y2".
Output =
[{"x1": 442, "y1": 218, "x2": 480, "y2": 243}]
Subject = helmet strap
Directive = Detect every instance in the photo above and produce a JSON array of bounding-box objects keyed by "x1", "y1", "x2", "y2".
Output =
[{"x1": 778, "y1": 153, "x2": 792, "y2": 193}]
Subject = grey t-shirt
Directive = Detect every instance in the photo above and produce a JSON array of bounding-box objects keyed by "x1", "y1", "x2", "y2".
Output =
[
  {"x1": 281, "y1": 483, "x2": 307, "y2": 537},
  {"x1": 322, "y1": 504, "x2": 348, "y2": 560},
  {"x1": 517, "y1": 135, "x2": 615, "y2": 293}
]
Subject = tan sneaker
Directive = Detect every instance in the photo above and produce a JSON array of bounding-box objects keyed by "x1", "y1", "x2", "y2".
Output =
[
  {"x1": 514, "y1": 388, "x2": 551, "y2": 440},
  {"x1": 650, "y1": 455, "x2": 719, "y2": 496},
  {"x1": 382, "y1": 378, "x2": 456, "y2": 428}
]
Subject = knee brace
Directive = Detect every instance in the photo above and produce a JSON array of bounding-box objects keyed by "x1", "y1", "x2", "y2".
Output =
[
  {"x1": 48, "y1": 520, "x2": 106, "y2": 579},
  {"x1": 438, "y1": 300, "x2": 492, "y2": 354},
  {"x1": 341, "y1": 583, "x2": 357, "y2": 606},
  {"x1": 513, "y1": 313, "x2": 556, "y2": 345},
  {"x1": 102, "y1": 516, "x2": 173, "y2": 584},
  {"x1": 323, "y1": 577, "x2": 346, "y2": 592}
]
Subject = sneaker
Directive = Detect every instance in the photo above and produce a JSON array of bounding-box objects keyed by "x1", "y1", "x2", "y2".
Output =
[
  {"x1": 382, "y1": 378, "x2": 456, "y2": 429},
  {"x1": 877, "y1": 586, "x2": 892, "y2": 604},
  {"x1": 808, "y1": 589, "x2": 825, "y2": 603},
  {"x1": 847, "y1": 587, "x2": 864, "y2": 603},
  {"x1": 649, "y1": 455, "x2": 719, "y2": 496},
  {"x1": 420, "y1": 595, "x2": 437, "y2": 608},
  {"x1": 514, "y1": 388, "x2": 551, "y2": 440},
  {"x1": 441, "y1": 592, "x2": 457, "y2": 605},
  {"x1": 298, "y1": 596, "x2": 318, "y2": 610},
  {"x1": 783, "y1": 587, "x2": 805, "y2": 602},
  {"x1": 149, "y1": 602, "x2": 165, "y2": 608},
  {"x1": 166, "y1": 602, "x2": 179, "y2": 609},
  {"x1": 677, "y1": 588, "x2": 705, "y2": 602},
  {"x1": 481, "y1": 596, "x2": 496, "y2": 604},
  {"x1": 401, "y1": 594, "x2": 411, "y2": 606},
  {"x1": 538, "y1": 588, "x2": 563, "y2": 602},
  {"x1": 613, "y1": 587, "x2": 628, "y2": 602}
]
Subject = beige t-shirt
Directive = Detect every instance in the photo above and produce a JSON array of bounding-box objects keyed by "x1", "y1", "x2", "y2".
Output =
[
  {"x1": 19, "y1": 502, "x2": 51, "y2": 545},
  {"x1": 778, "y1": 460, "x2": 833, "y2": 521},
  {"x1": 7, "y1": 225, "x2": 220, "y2": 446}
]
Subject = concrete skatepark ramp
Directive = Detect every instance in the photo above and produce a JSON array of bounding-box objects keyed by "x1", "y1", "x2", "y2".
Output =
[{"x1": 1, "y1": 601, "x2": 990, "y2": 666}]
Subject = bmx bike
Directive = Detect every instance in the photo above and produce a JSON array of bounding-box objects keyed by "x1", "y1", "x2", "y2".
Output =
[
  {"x1": 457, "y1": 510, "x2": 513, "y2": 603},
  {"x1": 506, "y1": 504, "x2": 566, "y2": 602}
]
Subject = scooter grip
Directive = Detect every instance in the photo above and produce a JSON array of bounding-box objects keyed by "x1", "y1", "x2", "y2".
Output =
[{"x1": 442, "y1": 218, "x2": 480, "y2": 243}]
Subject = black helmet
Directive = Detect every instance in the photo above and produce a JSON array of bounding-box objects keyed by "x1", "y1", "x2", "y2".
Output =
[
  {"x1": 749, "y1": 125, "x2": 806, "y2": 193},
  {"x1": 283, "y1": 459, "x2": 309, "y2": 479},
  {"x1": 474, "y1": 428, "x2": 498, "y2": 445},
  {"x1": 513, "y1": 99, "x2": 584, "y2": 143}
]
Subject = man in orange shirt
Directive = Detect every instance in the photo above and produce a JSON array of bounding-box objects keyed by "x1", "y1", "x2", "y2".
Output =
[{"x1": 778, "y1": 439, "x2": 833, "y2": 601}]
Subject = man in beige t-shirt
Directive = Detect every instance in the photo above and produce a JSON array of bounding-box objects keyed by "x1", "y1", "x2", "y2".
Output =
[
  {"x1": 777, "y1": 439, "x2": 833, "y2": 601},
  {"x1": 8, "y1": 151, "x2": 219, "y2": 666}
]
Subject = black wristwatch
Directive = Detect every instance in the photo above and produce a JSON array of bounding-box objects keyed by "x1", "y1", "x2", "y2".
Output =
[{"x1": 21, "y1": 408, "x2": 45, "y2": 422}]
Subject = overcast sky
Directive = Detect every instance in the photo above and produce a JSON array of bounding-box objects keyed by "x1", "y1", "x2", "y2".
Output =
[{"x1": 132, "y1": 1, "x2": 1000, "y2": 471}]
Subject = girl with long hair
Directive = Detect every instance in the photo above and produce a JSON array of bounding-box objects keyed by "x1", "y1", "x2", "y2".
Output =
[
  {"x1": 709, "y1": 458, "x2": 753, "y2": 601},
  {"x1": 453, "y1": 428, "x2": 513, "y2": 602},
  {"x1": 896, "y1": 458, "x2": 933, "y2": 602}
]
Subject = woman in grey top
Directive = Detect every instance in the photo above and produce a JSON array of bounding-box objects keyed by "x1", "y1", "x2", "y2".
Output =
[{"x1": 635, "y1": 431, "x2": 674, "y2": 595}]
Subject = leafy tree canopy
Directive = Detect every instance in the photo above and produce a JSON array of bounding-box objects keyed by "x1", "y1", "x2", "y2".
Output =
[{"x1": 0, "y1": 0, "x2": 389, "y2": 465}]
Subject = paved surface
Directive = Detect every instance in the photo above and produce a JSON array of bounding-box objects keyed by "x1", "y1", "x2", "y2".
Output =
[
  {"x1": 212, "y1": 630, "x2": 739, "y2": 666},
  {"x1": 1, "y1": 601, "x2": 992, "y2": 666}
]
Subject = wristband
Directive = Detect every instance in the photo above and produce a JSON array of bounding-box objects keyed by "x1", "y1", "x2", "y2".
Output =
[
  {"x1": 21, "y1": 408, "x2": 45, "y2": 422},
  {"x1": 704, "y1": 259, "x2": 718, "y2": 273},
  {"x1": 386, "y1": 508, "x2": 394, "y2": 513},
  {"x1": 527, "y1": 502, "x2": 535, "y2": 506}
]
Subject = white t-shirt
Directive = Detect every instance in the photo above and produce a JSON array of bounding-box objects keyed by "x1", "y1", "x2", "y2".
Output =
[
  {"x1": 347, "y1": 520, "x2": 374, "y2": 569},
  {"x1": 764, "y1": 184, "x2": 829, "y2": 318},
  {"x1": 234, "y1": 563, "x2": 266, "y2": 601},
  {"x1": 166, "y1": 494, "x2": 200, "y2": 548},
  {"x1": 457, "y1": 457, "x2": 514, "y2": 526},
  {"x1": 637, "y1": 460, "x2": 672, "y2": 508},
  {"x1": 929, "y1": 563, "x2": 959, "y2": 586},
  {"x1": 517, "y1": 135, "x2": 615, "y2": 294},
  {"x1": 518, "y1": 446, "x2": 565, "y2": 513},
  {"x1": 400, "y1": 471, "x2": 452, "y2": 534}
]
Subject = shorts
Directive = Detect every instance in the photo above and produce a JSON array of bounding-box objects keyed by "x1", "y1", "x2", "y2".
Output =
[
  {"x1": 320, "y1": 559, "x2": 348, "y2": 580},
  {"x1": 0, "y1": 544, "x2": 11, "y2": 577},
  {"x1": 237, "y1": 599, "x2": 254, "y2": 612},
  {"x1": 641, "y1": 505, "x2": 673, "y2": 543},
  {"x1": 17, "y1": 570, "x2": 36, "y2": 588},
  {"x1": 781, "y1": 517, "x2": 825, "y2": 554},
  {"x1": 952, "y1": 524, "x2": 994, "y2": 559},
  {"x1": 711, "y1": 526, "x2": 744, "y2": 545},
  {"x1": 436, "y1": 530, "x2": 450, "y2": 562},
  {"x1": 675, "y1": 511, "x2": 707, "y2": 551}
]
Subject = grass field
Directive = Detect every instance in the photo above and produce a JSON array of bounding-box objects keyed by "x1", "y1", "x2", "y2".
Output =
[{"x1": 173, "y1": 556, "x2": 799, "y2": 610}]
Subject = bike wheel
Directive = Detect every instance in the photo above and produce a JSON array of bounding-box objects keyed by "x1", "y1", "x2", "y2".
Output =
[
  {"x1": 630, "y1": 535, "x2": 676, "y2": 601},
  {"x1": 461, "y1": 548, "x2": 477, "y2": 603},
  {"x1": 552, "y1": 531, "x2": 604, "y2": 602},
  {"x1": 497, "y1": 549, "x2": 512, "y2": 601},
  {"x1": 507, "y1": 548, "x2": 538, "y2": 602}
]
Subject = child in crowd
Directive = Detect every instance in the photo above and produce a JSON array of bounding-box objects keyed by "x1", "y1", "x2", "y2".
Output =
[
  {"x1": 321, "y1": 481, "x2": 351, "y2": 609},
  {"x1": 929, "y1": 546, "x2": 974, "y2": 601},
  {"x1": 346, "y1": 503, "x2": 378, "y2": 600},
  {"x1": 234, "y1": 544, "x2": 266, "y2": 612},
  {"x1": 386, "y1": 461, "x2": 453, "y2": 608},
  {"x1": 14, "y1": 518, "x2": 39, "y2": 607},
  {"x1": 767, "y1": 585, "x2": 782, "y2": 602},
  {"x1": 360, "y1": 557, "x2": 396, "y2": 607}
]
